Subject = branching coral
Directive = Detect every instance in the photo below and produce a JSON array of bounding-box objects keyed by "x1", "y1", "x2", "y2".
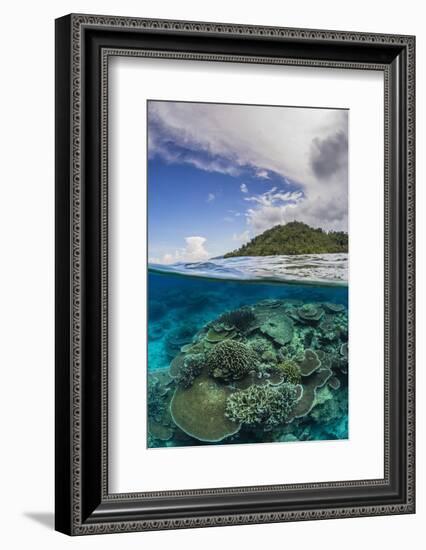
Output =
[
  {"x1": 218, "y1": 308, "x2": 256, "y2": 333},
  {"x1": 274, "y1": 359, "x2": 301, "y2": 385},
  {"x1": 206, "y1": 339, "x2": 258, "y2": 382},
  {"x1": 225, "y1": 382, "x2": 299, "y2": 428}
]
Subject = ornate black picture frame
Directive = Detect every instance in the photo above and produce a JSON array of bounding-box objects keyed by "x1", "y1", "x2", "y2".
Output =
[{"x1": 55, "y1": 14, "x2": 415, "y2": 535}]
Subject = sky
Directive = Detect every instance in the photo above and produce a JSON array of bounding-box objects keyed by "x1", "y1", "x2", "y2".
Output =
[{"x1": 147, "y1": 100, "x2": 348, "y2": 264}]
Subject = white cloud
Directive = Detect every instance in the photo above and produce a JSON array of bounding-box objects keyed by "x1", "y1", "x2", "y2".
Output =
[
  {"x1": 207, "y1": 193, "x2": 215, "y2": 202},
  {"x1": 183, "y1": 236, "x2": 210, "y2": 261},
  {"x1": 152, "y1": 236, "x2": 210, "y2": 264},
  {"x1": 244, "y1": 188, "x2": 303, "y2": 208},
  {"x1": 240, "y1": 183, "x2": 248, "y2": 193},
  {"x1": 255, "y1": 169, "x2": 270, "y2": 180},
  {"x1": 162, "y1": 253, "x2": 176, "y2": 264},
  {"x1": 148, "y1": 102, "x2": 348, "y2": 232}
]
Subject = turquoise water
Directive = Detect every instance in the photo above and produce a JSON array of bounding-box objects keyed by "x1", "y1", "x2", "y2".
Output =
[{"x1": 147, "y1": 260, "x2": 348, "y2": 448}]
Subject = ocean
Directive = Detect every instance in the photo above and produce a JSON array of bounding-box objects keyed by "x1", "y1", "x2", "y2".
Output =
[{"x1": 147, "y1": 254, "x2": 349, "y2": 448}]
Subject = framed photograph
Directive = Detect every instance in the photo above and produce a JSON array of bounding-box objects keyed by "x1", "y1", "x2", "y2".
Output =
[{"x1": 55, "y1": 14, "x2": 415, "y2": 535}]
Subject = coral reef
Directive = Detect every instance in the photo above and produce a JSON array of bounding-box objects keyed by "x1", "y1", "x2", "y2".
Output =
[
  {"x1": 170, "y1": 374, "x2": 241, "y2": 442},
  {"x1": 180, "y1": 341, "x2": 206, "y2": 354},
  {"x1": 323, "y1": 302, "x2": 346, "y2": 314},
  {"x1": 274, "y1": 359, "x2": 302, "y2": 385},
  {"x1": 206, "y1": 339, "x2": 258, "y2": 382},
  {"x1": 259, "y1": 315, "x2": 294, "y2": 346},
  {"x1": 169, "y1": 353, "x2": 186, "y2": 377},
  {"x1": 218, "y1": 307, "x2": 256, "y2": 333},
  {"x1": 310, "y1": 387, "x2": 348, "y2": 428},
  {"x1": 296, "y1": 303, "x2": 324, "y2": 324},
  {"x1": 205, "y1": 326, "x2": 236, "y2": 343},
  {"x1": 328, "y1": 375, "x2": 341, "y2": 390},
  {"x1": 225, "y1": 382, "x2": 299, "y2": 429},
  {"x1": 148, "y1": 420, "x2": 174, "y2": 441},
  {"x1": 288, "y1": 368, "x2": 333, "y2": 420},
  {"x1": 247, "y1": 335, "x2": 275, "y2": 355},
  {"x1": 318, "y1": 315, "x2": 340, "y2": 342},
  {"x1": 148, "y1": 293, "x2": 348, "y2": 448},
  {"x1": 279, "y1": 433, "x2": 299, "y2": 442},
  {"x1": 261, "y1": 349, "x2": 278, "y2": 363},
  {"x1": 175, "y1": 353, "x2": 204, "y2": 388},
  {"x1": 297, "y1": 348, "x2": 321, "y2": 376},
  {"x1": 147, "y1": 370, "x2": 176, "y2": 443},
  {"x1": 338, "y1": 342, "x2": 349, "y2": 372},
  {"x1": 147, "y1": 375, "x2": 169, "y2": 422},
  {"x1": 165, "y1": 325, "x2": 197, "y2": 358}
]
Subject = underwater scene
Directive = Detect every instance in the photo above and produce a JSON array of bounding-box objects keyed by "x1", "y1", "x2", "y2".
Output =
[
  {"x1": 147, "y1": 99, "x2": 349, "y2": 449},
  {"x1": 147, "y1": 255, "x2": 348, "y2": 448}
]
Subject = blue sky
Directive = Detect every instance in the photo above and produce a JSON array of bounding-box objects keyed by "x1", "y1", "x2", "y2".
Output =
[{"x1": 147, "y1": 101, "x2": 348, "y2": 264}]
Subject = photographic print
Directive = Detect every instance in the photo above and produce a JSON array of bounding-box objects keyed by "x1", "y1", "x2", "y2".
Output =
[{"x1": 147, "y1": 100, "x2": 349, "y2": 449}]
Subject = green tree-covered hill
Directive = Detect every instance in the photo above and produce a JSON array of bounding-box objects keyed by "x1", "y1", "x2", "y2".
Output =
[{"x1": 224, "y1": 221, "x2": 348, "y2": 257}]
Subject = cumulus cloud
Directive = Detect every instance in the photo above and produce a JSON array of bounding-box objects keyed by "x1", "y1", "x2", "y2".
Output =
[
  {"x1": 310, "y1": 131, "x2": 348, "y2": 179},
  {"x1": 240, "y1": 183, "x2": 248, "y2": 193},
  {"x1": 151, "y1": 236, "x2": 210, "y2": 264},
  {"x1": 148, "y1": 101, "x2": 348, "y2": 233},
  {"x1": 183, "y1": 236, "x2": 210, "y2": 261},
  {"x1": 207, "y1": 192, "x2": 215, "y2": 202},
  {"x1": 243, "y1": 188, "x2": 305, "y2": 233}
]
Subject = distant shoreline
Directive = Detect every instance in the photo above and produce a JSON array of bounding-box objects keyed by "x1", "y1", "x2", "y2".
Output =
[{"x1": 224, "y1": 221, "x2": 348, "y2": 258}]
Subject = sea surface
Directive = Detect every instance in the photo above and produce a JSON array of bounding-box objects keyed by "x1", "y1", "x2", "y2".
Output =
[{"x1": 147, "y1": 254, "x2": 349, "y2": 448}]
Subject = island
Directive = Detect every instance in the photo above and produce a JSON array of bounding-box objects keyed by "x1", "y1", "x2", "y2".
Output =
[{"x1": 224, "y1": 221, "x2": 348, "y2": 257}]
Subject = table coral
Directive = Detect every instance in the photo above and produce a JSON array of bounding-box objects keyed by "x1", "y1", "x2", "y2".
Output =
[
  {"x1": 288, "y1": 368, "x2": 333, "y2": 420},
  {"x1": 259, "y1": 315, "x2": 294, "y2": 346},
  {"x1": 297, "y1": 348, "x2": 321, "y2": 376},
  {"x1": 170, "y1": 374, "x2": 241, "y2": 442},
  {"x1": 323, "y1": 302, "x2": 346, "y2": 314},
  {"x1": 296, "y1": 303, "x2": 324, "y2": 324}
]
